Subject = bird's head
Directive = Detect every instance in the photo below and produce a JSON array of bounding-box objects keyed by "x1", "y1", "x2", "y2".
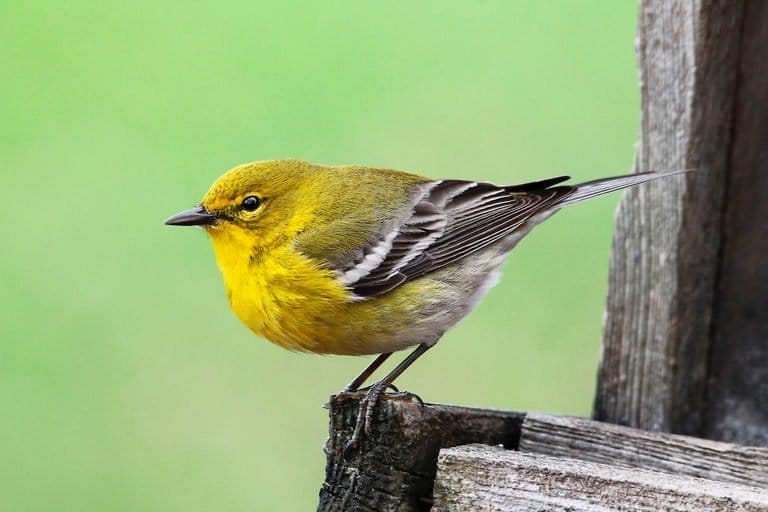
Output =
[{"x1": 165, "y1": 160, "x2": 317, "y2": 253}]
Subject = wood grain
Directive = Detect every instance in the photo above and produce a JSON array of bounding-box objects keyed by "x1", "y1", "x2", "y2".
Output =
[
  {"x1": 702, "y1": 0, "x2": 768, "y2": 446},
  {"x1": 317, "y1": 394, "x2": 524, "y2": 512},
  {"x1": 319, "y1": 402, "x2": 768, "y2": 510},
  {"x1": 595, "y1": 0, "x2": 768, "y2": 445},
  {"x1": 519, "y1": 413, "x2": 768, "y2": 488},
  {"x1": 433, "y1": 445, "x2": 768, "y2": 512}
]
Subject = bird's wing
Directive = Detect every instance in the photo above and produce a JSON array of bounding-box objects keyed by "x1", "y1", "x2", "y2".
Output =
[{"x1": 343, "y1": 178, "x2": 573, "y2": 297}]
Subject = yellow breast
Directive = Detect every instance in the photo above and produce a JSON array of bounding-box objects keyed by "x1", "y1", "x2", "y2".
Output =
[
  {"x1": 204, "y1": 217, "x2": 454, "y2": 356},
  {"x1": 210, "y1": 230, "x2": 353, "y2": 352}
]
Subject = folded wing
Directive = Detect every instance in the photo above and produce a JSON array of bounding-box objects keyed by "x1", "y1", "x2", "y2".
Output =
[{"x1": 346, "y1": 177, "x2": 573, "y2": 297}]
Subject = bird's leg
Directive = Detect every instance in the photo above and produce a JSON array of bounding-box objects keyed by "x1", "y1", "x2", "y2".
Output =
[
  {"x1": 346, "y1": 344, "x2": 432, "y2": 451},
  {"x1": 343, "y1": 352, "x2": 392, "y2": 392}
]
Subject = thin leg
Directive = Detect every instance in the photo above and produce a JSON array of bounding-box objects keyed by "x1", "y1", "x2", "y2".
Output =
[
  {"x1": 369, "y1": 344, "x2": 430, "y2": 390},
  {"x1": 346, "y1": 344, "x2": 432, "y2": 451},
  {"x1": 344, "y1": 352, "x2": 392, "y2": 392}
]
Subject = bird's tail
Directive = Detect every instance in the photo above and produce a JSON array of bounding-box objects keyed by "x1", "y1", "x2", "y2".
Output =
[{"x1": 559, "y1": 170, "x2": 690, "y2": 207}]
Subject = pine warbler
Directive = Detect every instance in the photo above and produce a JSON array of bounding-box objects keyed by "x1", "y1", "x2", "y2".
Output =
[{"x1": 166, "y1": 159, "x2": 682, "y2": 445}]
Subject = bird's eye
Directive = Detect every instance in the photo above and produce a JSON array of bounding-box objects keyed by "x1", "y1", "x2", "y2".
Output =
[{"x1": 241, "y1": 196, "x2": 261, "y2": 212}]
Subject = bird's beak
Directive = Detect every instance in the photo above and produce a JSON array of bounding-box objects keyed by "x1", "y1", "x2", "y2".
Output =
[{"x1": 164, "y1": 206, "x2": 217, "y2": 226}]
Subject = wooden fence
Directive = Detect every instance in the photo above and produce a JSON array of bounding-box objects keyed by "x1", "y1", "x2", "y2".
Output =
[{"x1": 318, "y1": 1, "x2": 768, "y2": 509}]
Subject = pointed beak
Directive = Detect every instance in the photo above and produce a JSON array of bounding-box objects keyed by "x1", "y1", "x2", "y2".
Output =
[{"x1": 164, "y1": 206, "x2": 217, "y2": 226}]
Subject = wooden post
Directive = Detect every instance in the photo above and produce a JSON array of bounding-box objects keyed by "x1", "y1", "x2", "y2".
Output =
[
  {"x1": 595, "y1": 0, "x2": 768, "y2": 446},
  {"x1": 318, "y1": 394, "x2": 523, "y2": 512}
]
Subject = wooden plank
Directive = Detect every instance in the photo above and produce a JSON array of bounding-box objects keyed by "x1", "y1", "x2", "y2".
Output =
[
  {"x1": 433, "y1": 445, "x2": 768, "y2": 512},
  {"x1": 595, "y1": 0, "x2": 768, "y2": 445},
  {"x1": 519, "y1": 413, "x2": 768, "y2": 488},
  {"x1": 317, "y1": 394, "x2": 524, "y2": 512}
]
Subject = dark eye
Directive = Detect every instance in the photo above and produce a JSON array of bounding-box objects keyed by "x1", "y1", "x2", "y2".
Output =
[{"x1": 241, "y1": 196, "x2": 261, "y2": 212}]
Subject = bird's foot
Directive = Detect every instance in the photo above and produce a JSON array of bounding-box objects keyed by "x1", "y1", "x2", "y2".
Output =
[
  {"x1": 343, "y1": 384, "x2": 423, "y2": 455},
  {"x1": 344, "y1": 381, "x2": 387, "y2": 454}
]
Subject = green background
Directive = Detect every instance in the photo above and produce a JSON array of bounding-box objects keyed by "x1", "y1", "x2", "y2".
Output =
[{"x1": 1, "y1": 2, "x2": 639, "y2": 510}]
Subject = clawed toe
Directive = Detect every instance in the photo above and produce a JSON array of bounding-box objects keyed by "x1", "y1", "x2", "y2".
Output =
[
  {"x1": 355, "y1": 382, "x2": 399, "y2": 394},
  {"x1": 342, "y1": 384, "x2": 426, "y2": 456},
  {"x1": 346, "y1": 382, "x2": 386, "y2": 450},
  {"x1": 403, "y1": 390, "x2": 424, "y2": 408}
]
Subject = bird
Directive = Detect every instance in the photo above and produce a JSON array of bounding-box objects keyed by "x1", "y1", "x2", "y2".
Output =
[{"x1": 165, "y1": 159, "x2": 684, "y2": 447}]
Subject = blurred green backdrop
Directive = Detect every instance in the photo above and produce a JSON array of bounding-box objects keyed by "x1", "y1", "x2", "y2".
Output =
[{"x1": 1, "y1": 2, "x2": 639, "y2": 510}]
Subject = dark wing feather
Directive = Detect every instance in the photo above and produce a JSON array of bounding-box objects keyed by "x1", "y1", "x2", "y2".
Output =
[
  {"x1": 349, "y1": 178, "x2": 574, "y2": 297},
  {"x1": 505, "y1": 175, "x2": 570, "y2": 192}
]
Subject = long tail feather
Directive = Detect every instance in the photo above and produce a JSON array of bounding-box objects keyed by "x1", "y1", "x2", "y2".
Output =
[{"x1": 559, "y1": 170, "x2": 690, "y2": 206}]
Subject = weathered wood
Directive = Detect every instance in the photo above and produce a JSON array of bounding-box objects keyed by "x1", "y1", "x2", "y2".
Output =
[
  {"x1": 519, "y1": 413, "x2": 768, "y2": 488},
  {"x1": 702, "y1": 0, "x2": 768, "y2": 445},
  {"x1": 317, "y1": 394, "x2": 524, "y2": 512},
  {"x1": 596, "y1": 0, "x2": 768, "y2": 445},
  {"x1": 433, "y1": 445, "x2": 768, "y2": 512},
  {"x1": 319, "y1": 402, "x2": 768, "y2": 509}
]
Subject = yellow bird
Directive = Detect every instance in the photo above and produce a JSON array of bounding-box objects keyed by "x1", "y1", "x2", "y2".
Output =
[{"x1": 166, "y1": 159, "x2": 680, "y2": 444}]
